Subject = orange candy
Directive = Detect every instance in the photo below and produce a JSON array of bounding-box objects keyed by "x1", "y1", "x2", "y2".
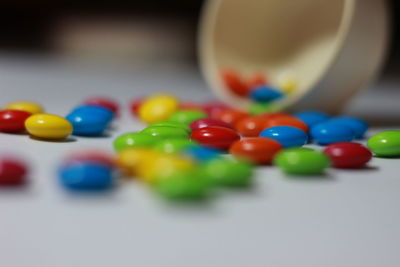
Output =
[
  {"x1": 213, "y1": 109, "x2": 249, "y2": 128},
  {"x1": 230, "y1": 137, "x2": 282, "y2": 164},
  {"x1": 263, "y1": 116, "x2": 309, "y2": 133},
  {"x1": 247, "y1": 73, "x2": 267, "y2": 89},
  {"x1": 235, "y1": 116, "x2": 269, "y2": 137},
  {"x1": 221, "y1": 70, "x2": 250, "y2": 97}
]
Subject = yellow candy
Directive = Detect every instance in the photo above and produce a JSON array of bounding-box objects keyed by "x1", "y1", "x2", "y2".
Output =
[
  {"x1": 138, "y1": 94, "x2": 179, "y2": 124},
  {"x1": 6, "y1": 101, "x2": 44, "y2": 114},
  {"x1": 116, "y1": 148, "x2": 159, "y2": 176},
  {"x1": 277, "y1": 76, "x2": 298, "y2": 94},
  {"x1": 136, "y1": 153, "x2": 195, "y2": 184},
  {"x1": 25, "y1": 114, "x2": 73, "y2": 140}
]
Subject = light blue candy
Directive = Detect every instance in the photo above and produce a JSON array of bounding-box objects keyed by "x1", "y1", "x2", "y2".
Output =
[
  {"x1": 184, "y1": 146, "x2": 221, "y2": 162},
  {"x1": 70, "y1": 105, "x2": 114, "y2": 124},
  {"x1": 249, "y1": 86, "x2": 283, "y2": 103},
  {"x1": 295, "y1": 111, "x2": 330, "y2": 128},
  {"x1": 59, "y1": 163, "x2": 113, "y2": 190},
  {"x1": 259, "y1": 126, "x2": 308, "y2": 148},
  {"x1": 67, "y1": 105, "x2": 114, "y2": 136},
  {"x1": 310, "y1": 122, "x2": 355, "y2": 145},
  {"x1": 328, "y1": 117, "x2": 368, "y2": 139}
]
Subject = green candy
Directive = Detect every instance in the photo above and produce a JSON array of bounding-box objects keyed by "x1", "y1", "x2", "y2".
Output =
[
  {"x1": 248, "y1": 103, "x2": 280, "y2": 115},
  {"x1": 113, "y1": 132, "x2": 159, "y2": 152},
  {"x1": 200, "y1": 158, "x2": 253, "y2": 187},
  {"x1": 168, "y1": 110, "x2": 207, "y2": 124},
  {"x1": 141, "y1": 126, "x2": 189, "y2": 139},
  {"x1": 155, "y1": 170, "x2": 209, "y2": 200},
  {"x1": 274, "y1": 147, "x2": 330, "y2": 175},
  {"x1": 154, "y1": 139, "x2": 199, "y2": 154},
  {"x1": 367, "y1": 131, "x2": 400, "y2": 157},
  {"x1": 151, "y1": 121, "x2": 191, "y2": 133}
]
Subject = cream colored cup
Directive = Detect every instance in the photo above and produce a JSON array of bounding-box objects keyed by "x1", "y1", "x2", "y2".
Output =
[{"x1": 199, "y1": 0, "x2": 389, "y2": 113}]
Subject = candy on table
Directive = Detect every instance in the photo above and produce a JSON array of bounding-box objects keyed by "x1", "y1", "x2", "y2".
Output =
[
  {"x1": 154, "y1": 139, "x2": 199, "y2": 154},
  {"x1": 116, "y1": 148, "x2": 159, "y2": 176},
  {"x1": 274, "y1": 148, "x2": 331, "y2": 175},
  {"x1": 259, "y1": 126, "x2": 308, "y2": 148},
  {"x1": 183, "y1": 146, "x2": 221, "y2": 162},
  {"x1": 0, "y1": 110, "x2": 32, "y2": 132},
  {"x1": 25, "y1": 114, "x2": 73, "y2": 140},
  {"x1": 190, "y1": 126, "x2": 240, "y2": 150},
  {"x1": 69, "y1": 105, "x2": 114, "y2": 124},
  {"x1": 310, "y1": 122, "x2": 355, "y2": 145},
  {"x1": 168, "y1": 110, "x2": 207, "y2": 124},
  {"x1": 83, "y1": 96, "x2": 119, "y2": 114},
  {"x1": 113, "y1": 132, "x2": 160, "y2": 152},
  {"x1": 263, "y1": 115, "x2": 309, "y2": 133},
  {"x1": 189, "y1": 118, "x2": 233, "y2": 131},
  {"x1": 63, "y1": 150, "x2": 115, "y2": 169},
  {"x1": 367, "y1": 131, "x2": 400, "y2": 157},
  {"x1": 249, "y1": 86, "x2": 284, "y2": 103},
  {"x1": 212, "y1": 109, "x2": 249, "y2": 128},
  {"x1": 327, "y1": 116, "x2": 368, "y2": 139},
  {"x1": 138, "y1": 94, "x2": 179, "y2": 124},
  {"x1": 5, "y1": 101, "x2": 44, "y2": 114},
  {"x1": 235, "y1": 115, "x2": 269, "y2": 137},
  {"x1": 221, "y1": 69, "x2": 250, "y2": 97},
  {"x1": 229, "y1": 137, "x2": 282, "y2": 164},
  {"x1": 199, "y1": 157, "x2": 253, "y2": 187},
  {"x1": 129, "y1": 98, "x2": 144, "y2": 116},
  {"x1": 141, "y1": 125, "x2": 189, "y2": 139},
  {"x1": 248, "y1": 102, "x2": 281, "y2": 115},
  {"x1": 150, "y1": 121, "x2": 191, "y2": 133},
  {"x1": 294, "y1": 111, "x2": 330, "y2": 128},
  {"x1": 323, "y1": 142, "x2": 372, "y2": 168},
  {"x1": 0, "y1": 156, "x2": 28, "y2": 185},
  {"x1": 202, "y1": 101, "x2": 229, "y2": 117}
]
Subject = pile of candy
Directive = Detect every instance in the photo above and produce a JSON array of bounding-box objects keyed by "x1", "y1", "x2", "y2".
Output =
[{"x1": 1, "y1": 95, "x2": 400, "y2": 202}]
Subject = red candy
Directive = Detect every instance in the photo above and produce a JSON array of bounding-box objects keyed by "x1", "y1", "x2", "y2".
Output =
[
  {"x1": 323, "y1": 142, "x2": 372, "y2": 168},
  {"x1": 0, "y1": 110, "x2": 32, "y2": 132},
  {"x1": 202, "y1": 101, "x2": 229, "y2": 117},
  {"x1": 190, "y1": 126, "x2": 240, "y2": 150},
  {"x1": 235, "y1": 116, "x2": 269, "y2": 137},
  {"x1": 0, "y1": 157, "x2": 28, "y2": 185},
  {"x1": 130, "y1": 98, "x2": 144, "y2": 116},
  {"x1": 213, "y1": 109, "x2": 249, "y2": 128},
  {"x1": 63, "y1": 150, "x2": 115, "y2": 169},
  {"x1": 84, "y1": 97, "x2": 119, "y2": 114},
  {"x1": 230, "y1": 137, "x2": 282, "y2": 164},
  {"x1": 247, "y1": 73, "x2": 267, "y2": 89},
  {"x1": 221, "y1": 70, "x2": 250, "y2": 97},
  {"x1": 190, "y1": 118, "x2": 233, "y2": 131},
  {"x1": 263, "y1": 115, "x2": 309, "y2": 133}
]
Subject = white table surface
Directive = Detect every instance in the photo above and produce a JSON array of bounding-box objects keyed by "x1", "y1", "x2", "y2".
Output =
[{"x1": 0, "y1": 56, "x2": 400, "y2": 267}]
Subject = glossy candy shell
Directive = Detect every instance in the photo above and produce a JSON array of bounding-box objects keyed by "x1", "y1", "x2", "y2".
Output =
[
  {"x1": 25, "y1": 114, "x2": 73, "y2": 139},
  {"x1": 367, "y1": 131, "x2": 400, "y2": 157},
  {"x1": 189, "y1": 118, "x2": 233, "y2": 131},
  {"x1": 141, "y1": 126, "x2": 189, "y2": 140},
  {"x1": 259, "y1": 126, "x2": 308, "y2": 148},
  {"x1": 0, "y1": 110, "x2": 32, "y2": 132},
  {"x1": 229, "y1": 137, "x2": 282, "y2": 164},
  {"x1": 113, "y1": 132, "x2": 159, "y2": 152},
  {"x1": 59, "y1": 163, "x2": 113, "y2": 190},
  {"x1": 190, "y1": 126, "x2": 240, "y2": 150},
  {"x1": 310, "y1": 122, "x2": 355, "y2": 145},
  {"x1": 323, "y1": 142, "x2": 372, "y2": 168}
]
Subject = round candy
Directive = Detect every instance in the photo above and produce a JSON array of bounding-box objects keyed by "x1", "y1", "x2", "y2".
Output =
[
  {"x1": 200, "y1": 158, "x2": 253, "y2": 187},
  {"x1": 263, "y1": 115, "x2": 309, "y2": 133},
  {"x1": 155, "y1": 169, "x2": 209, "y2": 200},
  {"x1": 141, "y1": 126, "x2": 189, "y2": 139},
  {"x1": 63, "y1": 150, "x2": 115, "y2": 169},
  {"x1": 189, "y1": 118, "x2": 233, "y2": 131},
  {"x1": 310, "y1": 122, "x2": 355, "y2": 145},
  {"x1": 129, "y1": 98, "x2": 144, "y2": 116},
  {"x1": 138, "y1": 94, "x2": 179, "y2": 123},
  {"x1": 294, "y1": 111, "x2": 330, "y2": 128},
  {"x1": 328, "y1": 117, "x2": 368, "y2": 139},
  {"x1": 69, "y1": 106, "x2": 114, "y2": 124},
  {"x1": 212, "y1": 109, "x2": 249, "y2": 127},
  {"x1": 83, "y1": 97, "x2": 119, "y2": 114},
  {"x1": 0, "y1": 110, "x2": 32, "y2": 132},
  {"x1": 5, "y1": 101, "x2": 44, "y2": 114},
  {"x1": 59, "y1": 162, "x2": 113, "y2": 190},
  {"x1": 323, "y1": 142, "x2": 372, "y2": 168},
  {"x1": 66, "y1": 110, "x2": 110, "y2": 136},
  {"x1": 235, "y1": 116, "x2": 269, "y2": 137},
  {"x1": 259, "y1": 126, "x2": 308, "y2": 148},
  {"x1": 249, "y1": 86, "x2": 283, "y2": 103},
  {"x1": 0, "y1": 157, "x2": 28, "y2": 185},
  {"x1": 202, "y1": 101, "x2": 229, "y2": 117},
  {"x1": 25, "y1": 114, "x2": 73, "y2": 140},
  {"x1": 190, "y1": 126, "x2": 240, "y2": 150},
  {"x1": 221, "y1": 69, "x2": 250, "y2": 97},
  {"x1": 154, "y1": 139, "x2": 198, "y2": 154},
  {"x1": 367, "y1": 131, "x2": 400, "y2": 157},
  {"x1": 113, "y1": 132, "x2": 159, "y2": 152},
  {"x1": 248, "y1": 103, "x2": 280, "y2": 115},
  {"x1": 229, "y1": 137, "x2": 282, "y2": 164},
  {"x1": 150, "y1": 121, "x2": 191, "y2": 133},
  {"x1": 168, "y1": 110, "x2": 207, "y2": 124},
  {"x1": 184, "y1": 146, "x2": 221, "y2": 162},
  {"x1": 274, "y1": 148, "x2": 331, "y2": 175},
  {"x1": 116, "y1": 148, "x2": 159, "y2": 176}
]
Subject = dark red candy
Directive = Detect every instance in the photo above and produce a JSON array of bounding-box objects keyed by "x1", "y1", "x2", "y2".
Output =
[
  {"x1": 84, "y1": 97, "x2": 119, "y2": 114},
  {"x1": 0, "y1": 157, "x2": 28, "y2": 185},
  {"x1": 190, "y1": 126, "x2": 240, "y2": 150},
  {"x1": 190, "y1": 118, "x2": 233, "y2": 131},
  {"x1": 0, "y1": 110, "x2": 32, "y2": 132},
  {"x1": 202, "y1": 101, "x2": 229, "y2": 117},
  {"x1": 323, "y1": 142, "x2": 372, "y2": 168}
]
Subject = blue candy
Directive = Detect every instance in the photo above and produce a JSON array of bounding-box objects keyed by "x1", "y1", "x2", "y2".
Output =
[
  {"x1": 295, "y1": 111, "x2": 330, "y2": 128},
  {"x1": 67, "y1": 105, "x2": 114, "y2": 136},
  {"x1": 310, "y1": 122, "x2": 355, "y2": 145},
  {"x1": 259, "y1": 126, "x2": 308, "y2": 148},
  {"x1": 59, "y1": 163, "x2": 113, "y2": 190},
  {"x1": 327, "y1": 117, "x2": 368, "y2": 139},
  {"x1": 250, "y1": 86, "x2": 283, "y2": 103},
  {"x1": 184, "y1": 146, "x2": 221, "y2": 162},
  {"x1": 70, "y1": 105, "x2": 114, "y2": 124}
]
